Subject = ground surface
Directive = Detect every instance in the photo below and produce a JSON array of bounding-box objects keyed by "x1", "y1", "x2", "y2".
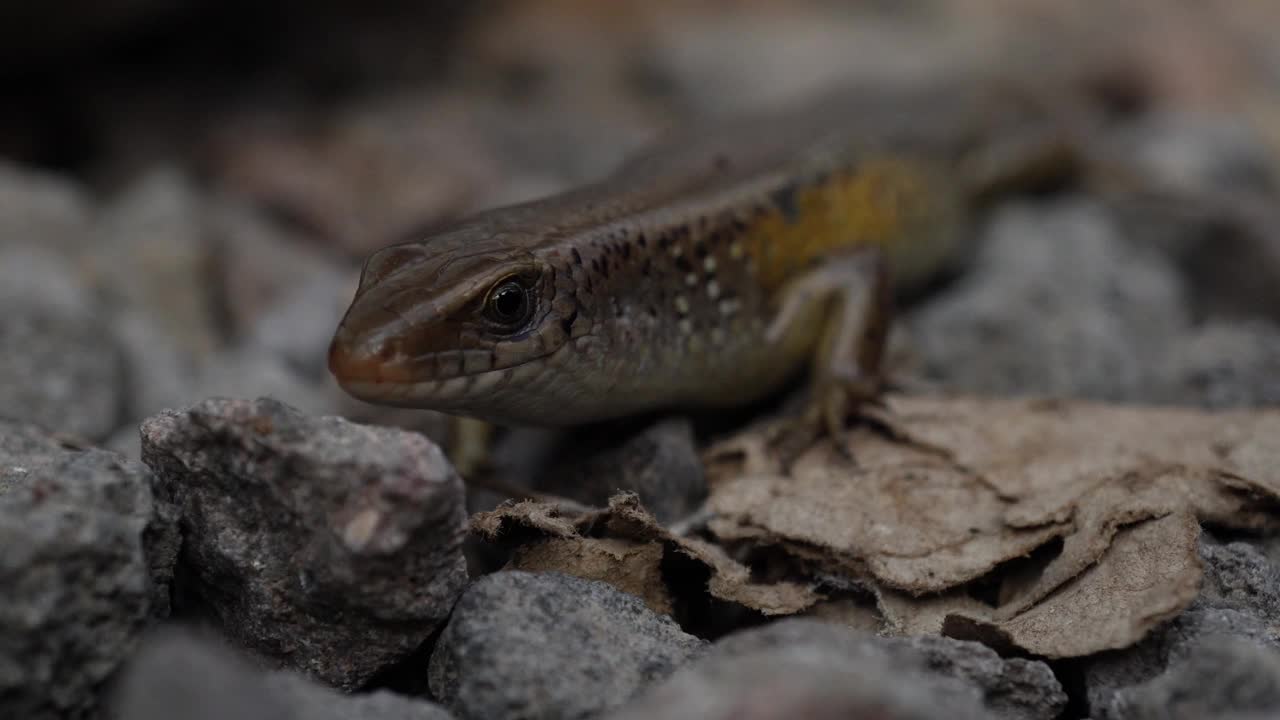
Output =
[{"x1": 2, "y1": 2, "x2": 1280, "y2": 719}]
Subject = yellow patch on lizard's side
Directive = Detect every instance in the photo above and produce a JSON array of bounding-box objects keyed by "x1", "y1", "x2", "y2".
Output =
[{"x1": 745, "y1": 156, "x2": 959, "y2": 293}]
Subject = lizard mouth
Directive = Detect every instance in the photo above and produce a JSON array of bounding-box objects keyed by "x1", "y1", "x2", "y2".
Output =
[
  {"x1": 327, "y1": 331, "x2": 419, "y2": 389},
  {"x1": 328, "y1": 328, "x2": 543, "y2": 406}
]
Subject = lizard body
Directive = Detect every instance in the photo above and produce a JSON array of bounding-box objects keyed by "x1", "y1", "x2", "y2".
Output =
[{"x1": 328, "y1": 79, "x2": 1081, "y2": 442}]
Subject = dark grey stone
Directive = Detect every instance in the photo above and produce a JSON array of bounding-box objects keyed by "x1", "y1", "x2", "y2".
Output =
[
  {"x1": 428, "y1": 570, "x2": 705, "y2": 720},
  {"x1": 0, "y1": 300, "x2": 127, "y2": 442},
  {"x1": 883, "y1": 635, "x2": 1067, "y2": 720},
  {"x1": 1103, "y1": 113, "x2": 1280, "y2": 324},
  {"x1": 140, "y1": 397, "x2": 469, "y2": 690},
  {"x1": 1151, "y1": 320, "x2": 1280, "y2": 409},
  {"x1": 112, "y1": 626, "x2": 454, "y2": 720},
  {"x1": 536, "y1": 417, "x2": 707, "y2": 522},
  {"x1": 1097, "y1": 636, "x2": 1280, "y2": 720},
  {"x1": 1198, "y1": 539, "x2": 1280, "y2": 612},
  {"x1": 92, "y1": 170, "x2": 221, "y2": 362},
  {"x1": 905, "y1": 198, "x2": 1190, "y2": 402},
  {"x1": 0, "y1": 245, "x2": 92, "y2": 320},
  {"x1": 1116, "y1": 113, "x2": 1277, "y2": 199},
  {"x1": 0, "y1": 422, "x2": 178, "y2": 720},
  {"x1": 608, "y1": 618, "x2": 990, "y2": 720},
  {"x1": 703, "y1": 619, "x2": 1063, "y2": 720}
]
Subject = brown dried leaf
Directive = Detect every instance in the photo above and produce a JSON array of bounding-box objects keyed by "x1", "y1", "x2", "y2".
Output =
[
  {"x1": 954, "y1": 513, "x2": 1202, "y2": 658},
  {"x1": 706, "y1": 430, "x2": 1069, "y2": 594},
  {"x1": 880, "y1": 396, "x2": 1280, "y2": 528},
  {"x1": 510, "y1": 537, "x2": 673, "y2": 615},
  {"x1": 803, "y1": 597, "x2": 885, "y2": 634},
  {"x1": 472, "y1": 493, "x2": 818, "y2": 617},
  {"x1": 878, "y1": 514, "x2": 1202, "y2": 658},
  {"x1": 706, "y1": 397, "x2": 1278, "y2": 596},
  {"x1": 877, "y1": 587, "x2": 990, "y2": 637},
  {"x1": 704, "y1": 395, "x2": 1278, "y2": 657}
]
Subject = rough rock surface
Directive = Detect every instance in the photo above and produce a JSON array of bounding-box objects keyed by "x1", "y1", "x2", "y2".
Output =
[
  {"x1": 0, "y1": 421, "x2": 178, "y2": 720},
  {"x1": 112, "y1": 627, "x2": 455, "y2": 720},
  {"x1": 0, "y1": 299, "x2": 127, "y2": 441},
  {"x1": 1085, "y1": 538, "x2": 1280, "y2": 716},
  {"x1": 1152, "y1": 320, "x2": 1280, "y2": 408},
  {"x1": 428, "y1": 570, "x2": 706, "y2": 720},
  {"x1": 1110, "y1": 112, "x2": 1280, "y2": 322},
  {"x1": 537, "y1": 417, "x2": 707, "y2": 522},
  {"x1": 140, "y1": 397, "x2": 469, "y2": 690},
  {"x1": 702, "y1": 619, "x2": 1066, "y2": 720},
  {"x1": 905, "y1": 198, "x2": 1189, "y2": 401},
  {"x1": 610, "y1": 618, "x2": 994, "y2": 720},
  {"x1": 882, "y1": 635, "x2": 1068, "y2": 720},
  {"x1": 1098, "y1": 636, "x2": 1280, "y2": 720}
]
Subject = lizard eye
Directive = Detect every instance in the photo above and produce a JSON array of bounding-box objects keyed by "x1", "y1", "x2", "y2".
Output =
[{"x1": 483, "y1": 278, "x2": 533, "y2": 328}]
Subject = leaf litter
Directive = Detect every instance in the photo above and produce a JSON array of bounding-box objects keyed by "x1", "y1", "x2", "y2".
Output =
[{"x1": 472, "y1": 394, "x2": 1280, "y2": 658}]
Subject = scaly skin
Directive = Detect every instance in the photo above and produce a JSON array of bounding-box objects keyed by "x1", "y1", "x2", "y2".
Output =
[{"x1": 328, "y1": 79, "x2": 1082, "y2": 439}]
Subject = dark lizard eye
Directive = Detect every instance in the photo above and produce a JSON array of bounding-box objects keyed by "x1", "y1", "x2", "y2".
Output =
[{"x1": 484, "y1": 279, "x2": 533, "y2": 328}]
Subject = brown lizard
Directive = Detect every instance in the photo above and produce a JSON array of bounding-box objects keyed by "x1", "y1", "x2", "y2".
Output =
[{"x1": 327, "y1": 75, "x2": 1105, "y2": 464}]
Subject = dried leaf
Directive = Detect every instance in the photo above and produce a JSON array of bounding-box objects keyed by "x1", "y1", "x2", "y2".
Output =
[
  {"x1": 948, "y1": 513, "x2": 1203, "y2": 658},
  {"x1": 706, "y1": 430, "x2": 1069, "y2": 594},
  {"x1": 704, "y1": 395, "x2": 1278, "y2": 657},
  {"x1": 510, "y1": 537, "x2": 673, "y2": 615},
  {"x1": 472, "y1": 493, "x2": 819, "y2": 617}
]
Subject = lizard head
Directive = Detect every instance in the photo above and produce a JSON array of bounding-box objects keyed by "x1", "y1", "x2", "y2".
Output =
[{"x1": 327, "y1": 227, "x2": 580, "y2": 422}]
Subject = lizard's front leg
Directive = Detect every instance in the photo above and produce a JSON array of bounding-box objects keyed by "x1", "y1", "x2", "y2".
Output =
[{"x1": 764, "y1": 247, "x2": 892, "y2": 462}]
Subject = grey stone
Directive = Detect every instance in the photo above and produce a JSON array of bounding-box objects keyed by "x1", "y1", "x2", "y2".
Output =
[
  {"x1": 0, "y1": 421, "x2": 178, "y2": 720},
  {"x1": 536, "y1": 417, "x2": 707, "y2": 522},
  {"x1": 108, "y1": 310, "x2": 197, "y2": 440},
  {"x1": 0, "y1": 416, "x2": 76, "y2": 485},
  {"x1": 883, "y1": 635, "x2": 1067, "y2": 720},
  {"x1": 0, "y1": 245, "x2": 93, "y2": 318},
  {"x1": 209, "y1": 199, "x2": 351, "y2": 353},
  {"x1": 0, "y1": 440, "x2": 180, "y2": 616},
  {"x1": 905, "y1": 198, "x2": 1190, "y2": 402},
  {"x1": 609, "y1": 618, "x2": 989, "y2": 720},
  {"x1": 90, "y1": 168, "x2": 221, "y2": 360},
  {"x1": 1104, "y1": 112, "x2": 1280, "y2": 323},
  {"x1": 245, "y1": 263, "x2": 359, "y2": 381},
  {"x1": 1115, "y1": 113, "x2": 1277, "y2": 199},
  {"x1": 1197, "y1": 538, "x2": 1280, "y2": 612},
  {"x1": 428, "y1": 570, "x2": 706, "y2": 720},
  {"x1": 0, "y1": 161, "x2": 93, "y2": 254},
  {"x1": 141, "y1": 397, "x2": 469, "y2": 690},
  {"x1": 111, "y1": 321, "x2": 342, "y2": 458},
  {"x1": 111, "y1": 313, "x2": 345, "y2": 458},
  {"x1": 703, "y1": 619, "x2": 1063, "y2": 720},
  {"x1": 0, "y1": 300, "x2": 127, "y2": 441},
  {"x1": 187, "y1": 347, "x2": 337, "y2": 417},
  {"x1": 1151, "y1": 320, "x2": 1280, "y2": 409},
  {"x1": 1097, "y1": 636, "x2": 1280, "y2": 720},
  {"x1": 112, "y1": 626, "x2": 454, "y2": 720}
]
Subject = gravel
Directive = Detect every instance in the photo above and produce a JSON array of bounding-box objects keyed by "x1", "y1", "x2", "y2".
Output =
[
  {"x1": 428, "y1": 570, "x2": 706, "y2": 720},
  {"x1": 0, "y1": 421, "x2": 178, "y2": 720},
  {"x1": 112, "y1": 626, "x2": 455, "y2": 720},
  {"x1": 141, "y1": 397, "x2": 469, "y2": 690}
]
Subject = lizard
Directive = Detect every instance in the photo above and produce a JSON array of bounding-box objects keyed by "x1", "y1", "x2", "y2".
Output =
[{"x1": 326, "y1": 74, "x2": 1107, "y2": 469}]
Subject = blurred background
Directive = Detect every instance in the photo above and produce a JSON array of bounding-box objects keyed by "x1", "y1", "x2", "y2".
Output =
[{"x1": 2, "y1": 0, "x2": 1278, "y2": 457}]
